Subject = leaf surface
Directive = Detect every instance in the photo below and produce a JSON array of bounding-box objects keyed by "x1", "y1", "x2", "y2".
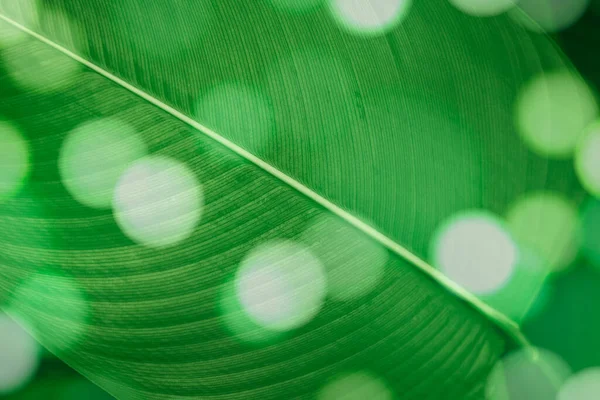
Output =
[{"x1": 0, "y1": 0, "x2": 589, "y2": 399}]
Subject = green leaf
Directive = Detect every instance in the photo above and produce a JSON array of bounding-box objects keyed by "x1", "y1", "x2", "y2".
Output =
[{"x1": 0, "y1": 0, "x2": 591, "y2": 399}]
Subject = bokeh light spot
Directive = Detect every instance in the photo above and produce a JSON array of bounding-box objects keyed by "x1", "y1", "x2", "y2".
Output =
[
  {"x1": 0, "y1": 314, "x2": 39, "y2": 395},
  {"x1": 38, "y1": 9, "x2": 87, "y2": 53},
  {"x1": 235, "y1": 240, "x2": 326, "y2": 332},
  {"x1": 329, "y1": 0, "x2": 412, "y2": 35},
  {"x1": 581, "y1": 198, "x2": 600, "y2": 268},
  {"x1": 0, "y1": 121, "x2": 30, "y2": 203},
  {"x1": 113, "y1": 156, "x2": 203, "y2": 248},
  {"x1": 515, "y1": 71, "x2": 598, "y2": 158},
  {"x1": 431, "y1": 211, "x2": 517, "y2": 295},
  {"x1": 511, "y1": 0, "x2": 591, "y2": 32},
  {"x1": 575, "y1": 122, "x2": 600, "y2": 197},
  {"x1": 195, "y1": 84, "x2": 273, "y2": 154},
  {"x1": 59, "y1": 118, "x2": 148, "y2": 209},
  {"x1": 558, "y1": 368, "x2": 600, "y2": 400},
  {"x1": 3, "y1": 38, "x2": 80, "y2": 93},
  {"x1": 0, "y1": 20, "x2": 28, "y2": 48},
  {"x1": 0, "y1": 0, "x2": 38, "y2": 25},
  {"x1": 0, "y1": 0, "x2": 38, "y2": 48},
  {"x1": 506, "y1": 192, "x2": 580, "y2": 273},
  {"x1": 219, "y1": 277, "x2": 285, "y2": 345},
  {"x1": 486, "y1": 348, "x2": 571, "y2": 399},
  {"x1": 448, "y1": 0, "x2": 516, "y2": 16},
  {"x1": 301, "y1": 215, "x2": 387, "y2": 301},
  {"x1": 317, "y1": 371, "x2": 393, "y2": 400},
  {"x1": 6, "y1": 275, "x2": 91, "y2": 354}
]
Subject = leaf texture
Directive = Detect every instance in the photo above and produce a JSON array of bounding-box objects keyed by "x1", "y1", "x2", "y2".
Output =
[{"x1": 0, "y1": 0, "x2": 589, "y2": 399}]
